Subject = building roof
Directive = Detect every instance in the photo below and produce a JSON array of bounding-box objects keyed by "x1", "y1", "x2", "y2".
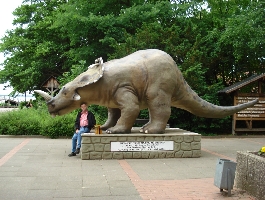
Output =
[
  {"x1": 218, "y1": 74, "x2": 265, "y2": 94},
  {"x1": 41, "y1": 76, "x2": 60, "y2": 89}
]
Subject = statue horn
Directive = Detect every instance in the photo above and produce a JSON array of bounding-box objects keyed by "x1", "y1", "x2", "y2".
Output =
[{"x1": 34, "y1": 90, "x2": 52, "y2": 101}]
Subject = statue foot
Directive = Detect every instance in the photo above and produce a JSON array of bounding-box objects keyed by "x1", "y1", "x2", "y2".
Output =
[
  {"x1": 100, "y1": 125, "x2": 109, "y2": 130},
  {"x1": 139, "y1": 125, "x2": 165, "y2": 134},
  {"x1": 106, "y1": 126, "x2": 131, "y2": 134}
]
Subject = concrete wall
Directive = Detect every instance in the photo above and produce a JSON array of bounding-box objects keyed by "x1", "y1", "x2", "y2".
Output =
[
  {"x1": 235, "y1": 151, "x2": 265, "y2": 200},
  {"x1": 81, "y1": 129, "x2": 201, "y2": 160}
]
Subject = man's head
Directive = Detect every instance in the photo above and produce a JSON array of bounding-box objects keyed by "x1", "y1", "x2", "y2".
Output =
[{"x1": 80, "y1": 103, "x2": 88, "y2": 112}]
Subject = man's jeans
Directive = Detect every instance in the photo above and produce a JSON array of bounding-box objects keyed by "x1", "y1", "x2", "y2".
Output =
[{"x1": 72, "y1": 126, "x2": 90, "y2": 153}]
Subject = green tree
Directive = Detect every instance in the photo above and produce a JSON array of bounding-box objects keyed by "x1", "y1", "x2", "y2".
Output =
[{"x1": 0, "y1": 0, "x2": 70, "y2": 93}]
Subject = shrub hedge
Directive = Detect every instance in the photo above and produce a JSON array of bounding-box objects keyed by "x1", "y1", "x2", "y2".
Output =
[{"x1": 0, "y1": 103, "x2": 107, "y2": 138}]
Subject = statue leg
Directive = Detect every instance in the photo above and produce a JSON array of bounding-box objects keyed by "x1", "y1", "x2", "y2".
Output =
[
  {"x1": 141, "y1": 90, "x2": 171, "y2": 134},
  {"x1": 100, "y1": 108, "x2": 121, "y2": 130},
  {"x1": 106, "y1": 89, "x2": 140, "y2": 133}
]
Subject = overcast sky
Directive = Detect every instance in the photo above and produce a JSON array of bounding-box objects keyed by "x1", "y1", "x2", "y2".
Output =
[{"x1": 0, "y1": 0, "x2": 30, "y2": 99}]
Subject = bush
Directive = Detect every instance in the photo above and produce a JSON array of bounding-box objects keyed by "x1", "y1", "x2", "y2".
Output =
[
  {"x1": 0, "y1": 107, "x2": 75, "y2": 138},
  {"x1": 0, "y1": 108, "x2": 43, "y2": 135},
  {"x1": 40, "y1": 114, "x2": 75, "y2": 139},
  {"x1": 88, "y1": 105, "x2": 107, "y2": 125},
  {"x1": 0, "y1": 102, "x2": 108, "y2": 138}
]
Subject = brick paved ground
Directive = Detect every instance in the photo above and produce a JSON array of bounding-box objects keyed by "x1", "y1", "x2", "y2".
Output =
[
  {"x1": 119, "y1": 159, "x2": 254, "y2": 200},
  {"x1": 0, "y1": 137, "x2": 263, "y2": 199}
]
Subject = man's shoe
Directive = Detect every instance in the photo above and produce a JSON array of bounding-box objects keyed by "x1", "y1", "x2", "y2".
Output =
[
  {"x1": 68, "y1": 152, "x2": 76, "y2": 157},
  {"x1": 75, "y1": 148, "x2": 80, "y2": 154}
]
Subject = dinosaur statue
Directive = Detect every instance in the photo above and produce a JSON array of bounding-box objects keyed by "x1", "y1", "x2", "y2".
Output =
[{"x1": 35, "y1": 49, "x2": 258, "y2": 134}]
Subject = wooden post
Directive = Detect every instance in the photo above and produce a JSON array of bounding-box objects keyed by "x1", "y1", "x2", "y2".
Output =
[{"x1": 232, "y1": 114, "x2": 236, "y2": 135}]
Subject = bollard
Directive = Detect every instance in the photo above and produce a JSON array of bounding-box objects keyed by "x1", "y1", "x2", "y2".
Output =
[{"x1": 214, "y1": 158, "x2": 237, "y2": 196}]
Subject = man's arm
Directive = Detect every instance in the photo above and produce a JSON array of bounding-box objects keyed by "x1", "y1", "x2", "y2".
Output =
[
  {"x1": 75, "y1": 112, "x2": 81, "y2": 130},
  {"x1": 88, "y1": 112, "x2": 96, "y2": 128}
]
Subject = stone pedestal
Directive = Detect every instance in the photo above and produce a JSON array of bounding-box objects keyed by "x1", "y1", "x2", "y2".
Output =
[
  {"x1": 81, "y1": 128, "x2": 201, "y2": 160},
  {"x1": 235, "y1": 151, "x2": 265, "y2": 200}
]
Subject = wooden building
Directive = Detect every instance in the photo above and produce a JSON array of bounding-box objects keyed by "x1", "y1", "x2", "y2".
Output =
[
  {"x1": 41, "y1": 76, "x2": 60, "y2": 96},
  {"x1": 218, "y1": 74, "x2": 265, "y2": 134}
]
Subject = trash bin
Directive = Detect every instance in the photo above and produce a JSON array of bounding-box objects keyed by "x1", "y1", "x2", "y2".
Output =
[{"x1": 214, "y1": 158, "x2": 237, "y2": 196}]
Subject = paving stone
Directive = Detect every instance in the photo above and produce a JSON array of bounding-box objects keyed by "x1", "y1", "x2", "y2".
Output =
[
  {"x1": 110, "y1": 186, "x2": 139, "y2": 195},
  {"x1": 82, "y1": 187, "x2": 111, "y2": 196}
]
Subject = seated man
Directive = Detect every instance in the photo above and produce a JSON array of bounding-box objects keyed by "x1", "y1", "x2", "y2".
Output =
[{"x1": 68, "y1": 103, "x2": 96, "y2": 157}]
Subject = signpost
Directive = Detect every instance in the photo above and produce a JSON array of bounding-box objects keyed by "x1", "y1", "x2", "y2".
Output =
[
  {"x1": 233, "y1": 93, "x2": 265, "y2": 134},
  {"x1": 235, "y1": 95, "x2": 265, "y2": 120}
]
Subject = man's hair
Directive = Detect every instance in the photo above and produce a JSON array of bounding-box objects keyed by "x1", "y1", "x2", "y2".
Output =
[{"x1": 80, "y1": 102, "x2": 87, "y2": 106}]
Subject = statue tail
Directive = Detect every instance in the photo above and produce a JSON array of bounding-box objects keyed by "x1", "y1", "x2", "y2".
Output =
[{"x1": 172, "y1": 84, "x2": 258, "y2": 118}]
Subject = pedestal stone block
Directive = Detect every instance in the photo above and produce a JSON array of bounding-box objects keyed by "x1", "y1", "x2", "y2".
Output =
[
  {"x1": 175, "y1": 150, "x2": 183, "y2": 158},
  {"x1": 81, "y1": 128, "x2": 201, "y2": 160},
  {"x1": 235, "y1": 151, "x2": 265, "y2": 200},
  {"x1": 174, "y1": 135, "x2": 184, "y2": 142},
  {"x1": 104, "y1": 144, "x2": 111, "y2": 151},
  {"x1": 102, "y1": 152, "x2": 113, "y2": 159},
  {"x1": 133, "y1": 152, "x2": 142, "y2": 158},
  {"x1": 181, "y1": 142, "x2": 191, "y2": 150},
  {"x1": 118, "y1": 137, "x2": 127, "y2": 142},
  {"x1": 82, "y1": 144, "x2": 94, "y2": 152},
  {"x1": 182, "y1": 151, "x2": 193, "y2": 158},
  {"x1": 101, "y1": 137, "x2": 115, "y2": 143},
  {"x1": 149, "y1": 152, "x2": 159, "y2": 159},
  {"x1": 167, "y1": 151, "x2": 176, "y2": 158},
  {"x1": 191, "y1": 142, "x2": 201, "y2": 150},
  {"x1": 194, "y1": 135, "x2": 201, "y2": 142},
  {"x1": 94, "y1": 144, "x2": 105, "y2": 152},
  {"x1": 113, "y1": 152, "x2": 124, "y2": 159},
  {"x1": 123, "y1": 152, "x2": 133, "y2": 159},
  {"x1": 90, "y1": 152, "x2": 102, "y2": 160},
  {"x1": 192, "y1": 150, "x2": 201, "y2": 157},
  {"x1": 159, "y1": 152, "x2": 167, "y2": 158},
  {"x1": 174, "y1": 143, "x2": 181, "y2": 151},
  {"x1": 81, "y1": 153, "x2": 90, "y2": 160},
  {"x1": 91, "y1": 137, "x2": 101, "y2": 143},
  {"x1": 183, "y1": 135, "x2": 193, "y2": 142},
  {"x1": 141, "y1": 152, "x2": 150, "y2": 158}
]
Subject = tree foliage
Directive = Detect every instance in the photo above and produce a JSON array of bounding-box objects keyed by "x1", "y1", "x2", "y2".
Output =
[
  {"x1": 0, "y1": 0, "x2": 70, "y2": 92},
  {"x1": 0, "y1": 0, "x2": 264, "y2": 133}
]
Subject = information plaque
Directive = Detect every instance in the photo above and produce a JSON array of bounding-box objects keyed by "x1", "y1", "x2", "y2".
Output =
[
  {"x1": 111, "y1": 141, "x2": 174, "y2": 151},
  {"x1": 235, "y1": 95, "x2": 265, "y2": 120}
]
